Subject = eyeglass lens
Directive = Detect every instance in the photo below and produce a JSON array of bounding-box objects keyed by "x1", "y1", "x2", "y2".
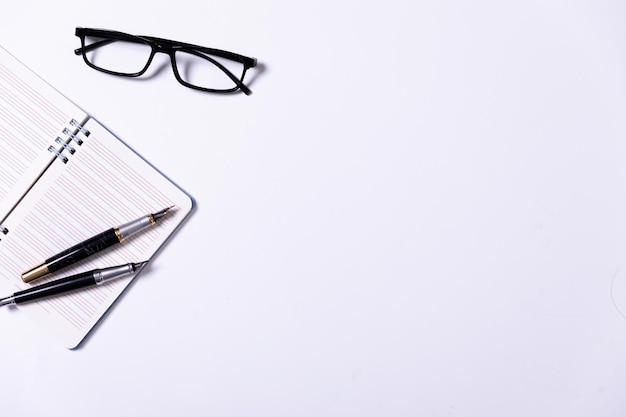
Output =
[
  {"x1": 83, "y1": 36, "x2": 152, "y2": 75},
  {"x1": 174, "y1": 50, "x2": 245, "y2": 90}
]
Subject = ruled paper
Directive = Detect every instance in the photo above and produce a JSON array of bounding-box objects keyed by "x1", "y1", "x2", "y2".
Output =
[
  {"x1": 0, "y1": 119, "x2": 193, "y2": 348},
  {"x1": 0, "y1": 46, "x2": 87, "y2": 221}
]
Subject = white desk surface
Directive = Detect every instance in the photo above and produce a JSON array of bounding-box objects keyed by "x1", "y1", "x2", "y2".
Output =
[{"x1": 1, "y1": 1, "x2": 625, "y2": 416}]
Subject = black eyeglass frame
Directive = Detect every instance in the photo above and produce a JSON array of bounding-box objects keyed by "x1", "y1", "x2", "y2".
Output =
[{"x1": 74, "y1": 27, "x2": 257, "y2": 95}]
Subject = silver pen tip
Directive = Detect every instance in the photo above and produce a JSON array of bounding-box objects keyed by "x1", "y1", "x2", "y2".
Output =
[
  {"x1": 132, "y1": 261, "x2": 149, "y2": 271},
  {"x1": 0, "y1": 296, "x2": 15, "y2": 307},
  {"x1": 152, "y1": 205, "x2": 175, "y2": 221}
]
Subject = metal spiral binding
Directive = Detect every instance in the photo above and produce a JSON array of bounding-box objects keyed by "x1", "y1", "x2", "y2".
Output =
[
  {"x1": 70, "y1": 119, "x2": 90, "y2": 137},
  {"x1": 55, "y1": 137, "x2": 76, "y2": 154},
  {"x1": 48, "y1": 145, "x2": 68, "y2": 164},
  {"x1": 62, "y1": 127, "x2": 83, "y2": 145},
  {"x1": 48, "y1": 119, "x2": 89, "y2": 164}
]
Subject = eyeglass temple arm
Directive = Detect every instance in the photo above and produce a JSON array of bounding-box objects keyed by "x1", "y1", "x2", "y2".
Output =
[
  {"x1": 210, "y1": 53, "x2": 256, "y2": 95},
  {"x1": 74, "y1": 38, "x2": 153, "y2": 55},
  {"x1": 142, "y1": 35, "x2": 257, "y2": 68},
  {"x1": 204, "y1": 55, "x2": 253, "y2": 95},
  {"x1": 74, "y1": 39, "x2": 118, "y2": 55}
]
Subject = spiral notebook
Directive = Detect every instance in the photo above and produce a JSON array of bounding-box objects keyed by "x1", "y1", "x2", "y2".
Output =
[{"x1": 0, "y1": 45, "x2": 194, "y2": 348}]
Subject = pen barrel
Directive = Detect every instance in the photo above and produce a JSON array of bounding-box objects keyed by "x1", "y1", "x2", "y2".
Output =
[
  {"x1": 94, "y1": 263, "x2": 136, "y2": 285},
  {"x1": 117, "y1": 215, "x2": 154, "y2": 240},
  {"x1": 45, "y1": 228, "x2": 120, "y2": 274},
  {"x1": 13, "y1": 271, "x2": 95, "y2": 304}
]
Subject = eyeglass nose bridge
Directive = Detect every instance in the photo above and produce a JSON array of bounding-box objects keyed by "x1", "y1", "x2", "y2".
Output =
[
  {"x1": 142, "y1": 38, "x2": 190, "y2": 79},
  {"x1": 141, "y1": 36, "x2": 178, "y2": 54},
  {"x1": 140, "y1": 38, "x2": 179, "y2": 74}
]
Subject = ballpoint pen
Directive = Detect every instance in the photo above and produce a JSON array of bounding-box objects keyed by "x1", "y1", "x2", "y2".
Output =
[
  {"x1": 1, "y1": 262, "x2": 147, "y2": 307},
  {"x1": 21, "y1": 206, "x2": 174, "y2": 283}
]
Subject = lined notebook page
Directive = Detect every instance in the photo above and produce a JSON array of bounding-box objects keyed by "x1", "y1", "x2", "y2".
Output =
[
  {"x1": 0, "y1": 119, "x2": 193, "y2": 348},
  {"x1": 0, "y1": 46, "x2": 87, "y2": 221}
]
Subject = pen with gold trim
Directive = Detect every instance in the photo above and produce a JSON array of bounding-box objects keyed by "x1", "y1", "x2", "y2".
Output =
[
  {"x1": 21, "y1": 206, "x2": 173, "y2": 283},
  {"x1": 2, "y1": 262, "x2": 147, "y2": 307}
]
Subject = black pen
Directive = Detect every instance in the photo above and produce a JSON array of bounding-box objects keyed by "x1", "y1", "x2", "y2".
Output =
[
  {"x1": 21, "y1": 206, "x2": 173, "y2": 283},
  {"x1": 1, "y1": 262, "x2": 147, "y2": 307}
]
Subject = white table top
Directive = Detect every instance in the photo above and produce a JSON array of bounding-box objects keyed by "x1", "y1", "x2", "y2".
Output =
[{"x1": 1, "y1": 1, "x2": 625, "y2": 416}]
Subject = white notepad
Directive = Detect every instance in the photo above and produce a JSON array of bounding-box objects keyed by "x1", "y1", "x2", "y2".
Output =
[{"x1": 0, "y1": 45, "x2": 194, "y2": 348}]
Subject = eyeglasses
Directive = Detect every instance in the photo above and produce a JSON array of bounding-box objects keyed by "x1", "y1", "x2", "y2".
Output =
[{"x1": 74, "y1": 27, "x2": 257, "y2": 95}]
